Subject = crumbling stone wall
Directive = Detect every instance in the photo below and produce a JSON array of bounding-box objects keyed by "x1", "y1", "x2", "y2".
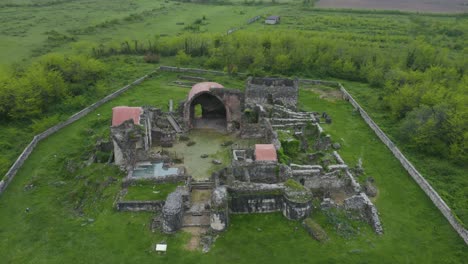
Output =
[
  {"x1": 162, "y1": 189, "x2": 185, "y2": 233},
  {"x1": 225, "y1": 182, "x2": 312, "y2": 221},
  {"x1": 283, "y1": 196, "x2": 312, "y2": 220},
  {"x1": 111, "y1": 120, "x2": 146, "y2": 169},
  {"x1": 210, "y1": 186, "x2": 229, "y2": 231},
  {"x1": 344, "y1": 193, "x2": 383, "y2": 235},
  {"x1": 228, "y1": 183, "x2": 284, "y2": 213},
  {"x1": 231, "y1": 162, "x2": 291, "y2": 183},
  {"x1": 240, "y1": 123, "x2": 266, "y2": 139},
  {"x1": 301, "y1": 171, "x2": 350, "y2": 192},
  {"x1": 210, "y1": 89, "x2": 244, "y2": 131},
  {"x1": 116, "y1": 201, "x2": 164, "y2": 212},
  {"x1": 245, "y1": 77, "x2": 299, "y2": 109}
]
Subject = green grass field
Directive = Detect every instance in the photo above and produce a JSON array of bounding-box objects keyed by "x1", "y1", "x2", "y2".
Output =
[
  {"x1": 125, "y1": 182, "x2": 182, "y2": 201},
  {"x1": 0, "y1": 0, "x2": 285, "y2": 65},
  {"x1": 0, "y1": 0, "x2": 466, "y2": 262},
  {"x1": 0, "y1": 72, "x2": 466, "y2": 263}
]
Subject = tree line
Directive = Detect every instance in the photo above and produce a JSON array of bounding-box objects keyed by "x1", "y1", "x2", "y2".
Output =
[
  {"x1": 1, "y1": 29, "x2": 465, "y2": 164},
  {"x1": 92, "y1": 31, "x2": 466, "y2": 163},
  {"x1": 0, "y1": 54, "x2": 107, "y2": 121}
]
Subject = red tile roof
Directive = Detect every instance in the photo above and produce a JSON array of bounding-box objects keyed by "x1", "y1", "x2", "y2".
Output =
[
  {"x1": 112, "y1": 106, "x2": 143, "y2": 127},
  {"x1": 255, "y1": 144, "x2": 277, "y2": 161},
  {"x1": 188, "y1": 82, "x2": 224, "y2": 101}
]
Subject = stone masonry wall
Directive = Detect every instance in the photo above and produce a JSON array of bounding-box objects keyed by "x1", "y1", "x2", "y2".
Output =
[
  {"x1": 162, "y1": 189, "x2": 184, "y2": 233},
  {"x1": 116, "y1": 200, "x2": 164, "y2": 212}
]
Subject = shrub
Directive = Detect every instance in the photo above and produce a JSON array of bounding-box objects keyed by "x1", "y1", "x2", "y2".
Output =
[{"x1": 143, "y1": 52, "x2": 160, "y2": 63}]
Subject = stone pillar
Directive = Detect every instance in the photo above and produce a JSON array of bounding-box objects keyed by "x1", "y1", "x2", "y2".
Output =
[
  {"x1": 162, "y1": 190, "x2": 184, "y2": 233},
  {"x1": 210, "y1": 186, "x2": 229, "y2": 232},
  {"x1": 282, "y1": 189, "x2": 312, "y2": 220}
]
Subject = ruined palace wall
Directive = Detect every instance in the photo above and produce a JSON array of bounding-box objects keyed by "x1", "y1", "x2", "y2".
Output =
[
  {"x1": 0, "y1": 73, "x2": 154, "y2": 197},
  {"x1": 229, "y1": 193, "x2": 284, "y2": 213},
  {"x1": 228, "y1": 186, "x2": 284, "y2": 214},
  {"x1": 339, "y1": 84, "x2": 468, "y2": 245},
  {"x1": 116, "y1": 200, "x2": 164, "y2": 212}
]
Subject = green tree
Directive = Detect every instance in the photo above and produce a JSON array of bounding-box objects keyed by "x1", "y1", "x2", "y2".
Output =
[{"x1": 175, "y1": 50, "x2": 191, "y2": 66}]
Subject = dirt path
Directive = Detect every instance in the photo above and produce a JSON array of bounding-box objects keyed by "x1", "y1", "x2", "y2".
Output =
[{"x1": 182, "y1": 227, "x2": 208, "y2": 251}]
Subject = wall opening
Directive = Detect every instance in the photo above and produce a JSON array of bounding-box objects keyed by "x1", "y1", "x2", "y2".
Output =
[
  {"x1": 190, "y1": 92, "x2": 227, "y2": 131},
  {"x1": 194, "y1": 104, "x2": 202, "y2": 119}
]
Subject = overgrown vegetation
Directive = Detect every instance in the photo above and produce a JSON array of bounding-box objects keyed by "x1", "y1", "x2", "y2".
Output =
[{"x1": 0, "y1": 54, "x2": 107, "y2": 120}]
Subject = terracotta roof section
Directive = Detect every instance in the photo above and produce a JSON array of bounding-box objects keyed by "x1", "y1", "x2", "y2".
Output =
[
  {"x1": 112, "y1": 106, "x2": 143, "y2": 127},
  {"x1": 255, "y1": 144, "x2": 277, "y2": 161},
  {"x1": 188, "y1": 82, "x2": 224, "y2": 101}
]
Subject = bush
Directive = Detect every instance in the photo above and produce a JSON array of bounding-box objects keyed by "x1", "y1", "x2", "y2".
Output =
[
  {"x1": 31, "y1": 114, "x2": 62, "y2": 134},
  {"x1": 175, "y1": 50, "x2": 191, "y2": 66},
  {"x1": 284, "y1": 179, "x2": 305, "y2": 191},
  {"x1": 277, "y1": 147, "x2": 290, "y2": 164},
  {"x1": 281, "y1": 139, "x2": 300, "y2": 158},
  {"x1": 143, "y1": 52, "x2": 160, "y2": 63}
]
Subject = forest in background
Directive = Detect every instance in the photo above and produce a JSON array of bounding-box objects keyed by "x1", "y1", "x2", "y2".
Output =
[{"x1": 2, "y1": 28, "x2": 466, "y2": 164}]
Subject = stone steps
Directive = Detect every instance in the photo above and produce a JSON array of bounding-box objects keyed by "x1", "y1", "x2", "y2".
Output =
[
  {"x1": 182, "y1": 212, "x2": 211, "y2": 227},
  {"x1": 191, "y1": 181, "x2": 214, "y2": 190},
  {"x1": 167, "y1": 114, "x2": 182, "y2": 133}
]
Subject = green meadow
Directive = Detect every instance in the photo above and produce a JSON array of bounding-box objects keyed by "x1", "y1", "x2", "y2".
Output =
[{"x1": 0, "y1": 0, "x2": 466, "y2": 262}]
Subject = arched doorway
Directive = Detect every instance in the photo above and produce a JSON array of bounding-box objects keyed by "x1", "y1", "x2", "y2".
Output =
[{"x1": 189, "y1": 92, "x2": 227, "y2": 131}]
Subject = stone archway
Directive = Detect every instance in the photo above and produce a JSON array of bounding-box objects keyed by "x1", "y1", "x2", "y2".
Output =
[{"x1": 189, "y1": 92, "x2": 227, "y2": 131}]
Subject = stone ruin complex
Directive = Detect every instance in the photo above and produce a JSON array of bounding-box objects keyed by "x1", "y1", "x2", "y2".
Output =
[{"x1": 110, "y1": 76, "x2": 383, "y2": 248}]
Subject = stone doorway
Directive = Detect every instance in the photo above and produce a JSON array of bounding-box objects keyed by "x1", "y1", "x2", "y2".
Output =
[{"x1": 189, "y1": 92, "x2": 227, "y2": 131}]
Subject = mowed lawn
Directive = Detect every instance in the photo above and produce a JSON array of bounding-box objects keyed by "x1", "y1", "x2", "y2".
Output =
[{"x1": 0, "y1": 72, "x2": 466, "y2": 263}]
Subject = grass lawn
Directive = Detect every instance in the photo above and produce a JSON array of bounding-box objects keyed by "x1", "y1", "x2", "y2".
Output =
[
  {"x1": 125, "y1": 182, "x2": 182, "y2": 201},
  {"x1": 0, "y1": 72, "x2": 466, "y2": 263}
]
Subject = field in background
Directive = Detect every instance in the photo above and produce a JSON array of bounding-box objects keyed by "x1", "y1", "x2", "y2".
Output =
[
  {"x1": 0, "y1": 0, "x2": 283, "y2": 65},
  {"x1": 316, "y1": 0, "x2": 468, "y2": 13}
]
